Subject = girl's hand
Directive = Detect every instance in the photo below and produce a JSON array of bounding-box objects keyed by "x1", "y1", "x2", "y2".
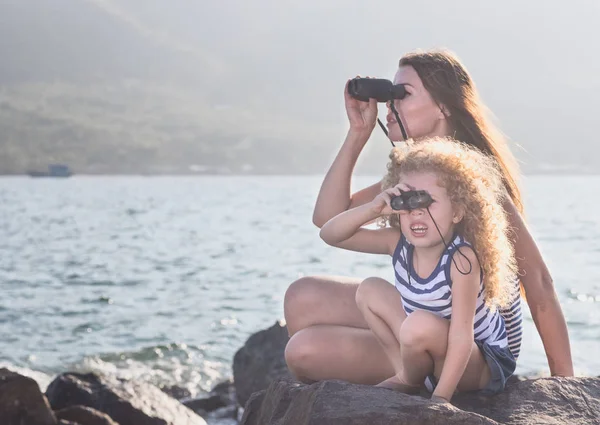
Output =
[
  {"x1": 430, "y1": 395, "x2": 451, "y2": 404},
  {"x1": 344, "y1": 77, "x2": 378, "y2": 134},
  {"x1": 369, "y1": 183, "x2": 412, "y2": 216}
]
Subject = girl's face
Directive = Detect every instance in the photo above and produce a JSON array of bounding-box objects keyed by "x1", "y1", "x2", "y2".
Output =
[
  {"x1": 387, "y1": 65, "x2": 450, "y2": 142},
  {"x1": 397, "y1": 172, "x2": 462, "y2": 249}
]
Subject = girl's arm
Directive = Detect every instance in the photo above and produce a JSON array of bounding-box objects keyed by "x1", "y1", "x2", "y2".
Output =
[
  {"x1": 503, "y1": 197, "x2": 574, "y2": 376},
  {"x1": 320, "y1": 203, "x2": 399, "y2": 255},
  {"x1": 319, "y1": 185, "x2": 405, "y2": 256},
  {"x1": 432, "y1": 246, "x2": 481, "y2": 401}
]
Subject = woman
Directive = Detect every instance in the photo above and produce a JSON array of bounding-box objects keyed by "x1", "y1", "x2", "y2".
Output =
[{"x1": 283, "y1": 49, "x2": 573, "y2": 384}]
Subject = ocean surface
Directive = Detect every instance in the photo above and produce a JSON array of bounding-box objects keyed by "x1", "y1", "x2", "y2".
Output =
[{"x1": 0, "y1": 175, "x2": 598, "y2": 400}]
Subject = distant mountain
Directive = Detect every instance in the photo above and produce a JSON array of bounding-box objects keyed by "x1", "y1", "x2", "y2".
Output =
[{"x1": 0, "y1": 0, "x2": 598, "y2": 175}]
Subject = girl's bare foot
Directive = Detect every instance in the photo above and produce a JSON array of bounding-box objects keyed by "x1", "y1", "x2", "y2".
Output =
[{"x1": 376, "y1": 375, "x2": 421, "y2": 394}]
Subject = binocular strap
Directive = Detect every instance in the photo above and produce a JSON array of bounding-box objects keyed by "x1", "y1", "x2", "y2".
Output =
[{"x1": 377, "y1": 102, "x2": 408, "y2": 146}]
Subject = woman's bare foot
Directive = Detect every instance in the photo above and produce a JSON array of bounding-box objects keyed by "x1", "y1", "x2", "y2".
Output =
[{"x1": 376, "y1": 375, "x2": 421, "y2": 394}]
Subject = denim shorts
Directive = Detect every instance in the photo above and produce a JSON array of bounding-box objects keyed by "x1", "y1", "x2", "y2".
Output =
[{"x1": 425, "y1": 340, "x2": 517, "y2": 395}]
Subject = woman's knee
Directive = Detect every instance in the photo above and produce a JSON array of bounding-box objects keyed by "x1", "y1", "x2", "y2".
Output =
[
  {"x1": 399, "y1": 310, "x2": 446, "y2": 349},
  {"x1": 284, "y1": 276, "x2": 322, "y2": 334},
  {"x1": 284, "y1": 276, "x2": 319, "y2": 311},
  {"x1": 284, "y1": 330, "x2": 319, "y2": 382}
]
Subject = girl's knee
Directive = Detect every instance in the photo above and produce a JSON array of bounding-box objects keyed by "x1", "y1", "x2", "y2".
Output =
[
  {"x1": 355, "y1": 277, "x2": 387, "y2": 309},
  {"x1": 399, "y1": 310, "x2": 445, "y2": 349}
]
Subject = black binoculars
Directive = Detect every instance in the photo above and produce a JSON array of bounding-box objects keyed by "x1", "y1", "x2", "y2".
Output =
[
  {"x1": 347, "y1": 77, "x2": 408, "y2": 103},
  {"x1": 390, "y1": 190, "x2": 433, "y2": 211}
]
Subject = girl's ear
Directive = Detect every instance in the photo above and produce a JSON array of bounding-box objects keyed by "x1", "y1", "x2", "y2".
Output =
[{"x1": 452, "y1": 206, "x2": 465, "y2": 224}]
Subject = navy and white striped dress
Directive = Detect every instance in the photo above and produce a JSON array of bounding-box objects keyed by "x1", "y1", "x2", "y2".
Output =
[
  {"x1": 393, "y1": 233, "x2": 522, "y2": 355},
  {"x1": 499, "y1": 281, "x2": 523, "y2": 359}
]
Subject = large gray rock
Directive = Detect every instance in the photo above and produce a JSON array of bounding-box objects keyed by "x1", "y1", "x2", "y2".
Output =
[
  {"x1": 233, "y1": 320, "x2": 292, "y2": 407},
  {"x1": 453, "y1": 376, "x2": 600, "y2": 424},
  {"x1": 241, "y1": 379, "x2": 497, "y2": 425},
  {"x1": 241, "y1": 377, "x2": 600, "y2": 425},
  {"x1": 45, "y1": 372, "x2": 207, "y2": 425},
  {"x1": 55, "y1": 405, "x2": 120, "y2": 425},
  {"x1": 0, "y1": 368, "x2": 57, "y2": 425}
]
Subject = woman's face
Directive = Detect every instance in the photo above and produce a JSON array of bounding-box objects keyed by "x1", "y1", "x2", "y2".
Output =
[{"x1": 387, "y1": 65, "x2": 450, "y2": 142}]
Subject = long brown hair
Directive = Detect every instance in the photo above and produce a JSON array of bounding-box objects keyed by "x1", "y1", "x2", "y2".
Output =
[{"x1": 399, "y1": 49, "x2": 523, "y2": 213}]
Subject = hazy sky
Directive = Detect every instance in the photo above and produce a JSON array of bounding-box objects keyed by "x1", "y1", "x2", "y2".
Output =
[{"x1": 1, "y1": 0, "x2": 599, "y2": 173}]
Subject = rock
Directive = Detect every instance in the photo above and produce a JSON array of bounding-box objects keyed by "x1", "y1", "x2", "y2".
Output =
[
  {"x1": 233, "y1": 320, "x2": 293, "y2": 407},
  {"x1": 182, "y1": 379, "x2": 237, "y2": 415},
  {"x1": 160, "y1": 384, "x2": 192, "y2": 401},
  {"x1": 208, "y1": 404, "x2": 239, "y2": 420},
  {"x1": 45, "y1": 372, "x2": 207, "y2": 425},
  {"x1": 241, "y1": 379, "x2": 498, "y2": 425},
  {"x1": 0, "y1": 368, "x2": 57, "y2": 425},
  {"x1": 453, "y1": 376, "x2": 600, "y2": 424},
  {"x1": 211, "y1": 378, "x2": 237, "y2": 405},
  {"x1": 241, "y1": 377, "x2": 600, "y2": 425},
  {"x1": 183, "y1": 394, "x2": 227, "y2": 413},
  {"x1": 55, "y1": 405, "x2": 120, "y2": 425}
]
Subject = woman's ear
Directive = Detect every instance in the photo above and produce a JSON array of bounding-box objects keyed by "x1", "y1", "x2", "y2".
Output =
[{"x1": 439, "y1": 104, "x2": 450, "y2": 119}]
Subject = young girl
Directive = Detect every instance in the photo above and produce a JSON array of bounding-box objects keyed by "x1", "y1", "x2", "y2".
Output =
[{"x1": 319, "y1": 137, "x2": 519, "y2": 403}]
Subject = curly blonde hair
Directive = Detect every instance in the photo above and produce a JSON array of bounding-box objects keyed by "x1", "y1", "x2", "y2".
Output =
[{"x1": 381, "y1": 137, "x2": 518, "y2": 309}]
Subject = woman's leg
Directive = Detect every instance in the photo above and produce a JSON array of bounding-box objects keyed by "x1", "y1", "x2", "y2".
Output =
[
  {"x1": 283, "y1": 275, "x2": 395, "y2": 384},
  {"x1": 397, "y1": 310, "x2": 491, "y2": 392},
  {"x1": 284, "y1": 275, "x2": 368, "y2": 335}
]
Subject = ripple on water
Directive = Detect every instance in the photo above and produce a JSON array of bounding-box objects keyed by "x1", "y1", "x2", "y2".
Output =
[
  {"x1": 81, "y1": 296, "x2": 114, "y2": 305},
  {"x1": 65, "y1": 343, "x2": 229, "y2": 395},
  {"x1": 67, "y1": 279, "x2": 117, "y2": 287},
  {"x1": 567, "y1": 289, "x2": 600, "y2": 303},
  {"x1": 60, "y1": 308, "x2": 100, "y2": 318},
  {"x1": 72, "y1": 322, "x2": 103, "y2": 334}
]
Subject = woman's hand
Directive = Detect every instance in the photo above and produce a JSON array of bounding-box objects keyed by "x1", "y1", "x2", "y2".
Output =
[
  {"x1": 369, "y1": 183, "x2": 412, "y2": 216},
  {"x1": 344, "y1": 78, "x2": 378, "y2": 134}
]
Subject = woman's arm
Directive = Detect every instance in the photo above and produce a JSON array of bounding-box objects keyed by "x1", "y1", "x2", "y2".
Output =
[
  {"x1": 432, "y1": 247, "x2": 481, "y2": 401},
  {"x1": 312, "y1": 129, "x2": 382, "y2": 228},
  {"x1": 503, "y1": 197, "x2": 574, "y2": 376},
  {"x1": 313, "y1": 82, "x2": 381, "y2": 228}
]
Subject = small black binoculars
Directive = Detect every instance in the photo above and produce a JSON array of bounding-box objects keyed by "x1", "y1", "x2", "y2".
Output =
[{"x1": 390, "y1": 190, "x2": 433, "y2": 211}]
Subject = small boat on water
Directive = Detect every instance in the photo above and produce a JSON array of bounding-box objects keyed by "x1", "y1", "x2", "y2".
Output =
[{"x1": 27, "y1": 164, "x2": 73, "y2": 178}]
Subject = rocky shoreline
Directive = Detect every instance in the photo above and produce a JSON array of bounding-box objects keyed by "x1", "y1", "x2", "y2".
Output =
[{"x1": 2, "y1": 320, "x2": 599, "y2": 425}]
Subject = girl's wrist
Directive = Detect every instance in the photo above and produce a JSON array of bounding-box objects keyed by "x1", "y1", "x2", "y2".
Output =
[
  {"x1": 431, "y1": 394, "x2": 451, "y2": 403},
  {"x1": 365, "y1": 201, "x2": 384, "y2": 217}
]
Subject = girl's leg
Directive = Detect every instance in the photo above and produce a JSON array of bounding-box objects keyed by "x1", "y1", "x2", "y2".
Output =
[
  {"x1": 283, "y1": 275, "x2": 395, "y2": 384},
  {"x1": 397, "y1": 310, "x2": 491, "y2": 392},
  {"x1": 355, "y1": 277, "x2": 407, "y2": 377}
]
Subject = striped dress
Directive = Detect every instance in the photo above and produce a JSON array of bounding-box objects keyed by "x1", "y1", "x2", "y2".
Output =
[{"x1": 393, "y1": 233, "x2": 523, "y2": 355}]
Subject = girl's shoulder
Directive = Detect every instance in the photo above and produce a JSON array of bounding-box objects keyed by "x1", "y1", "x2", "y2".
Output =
[{"x1": 443, "y1": 236, "x2": 482, "y2": 285}]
